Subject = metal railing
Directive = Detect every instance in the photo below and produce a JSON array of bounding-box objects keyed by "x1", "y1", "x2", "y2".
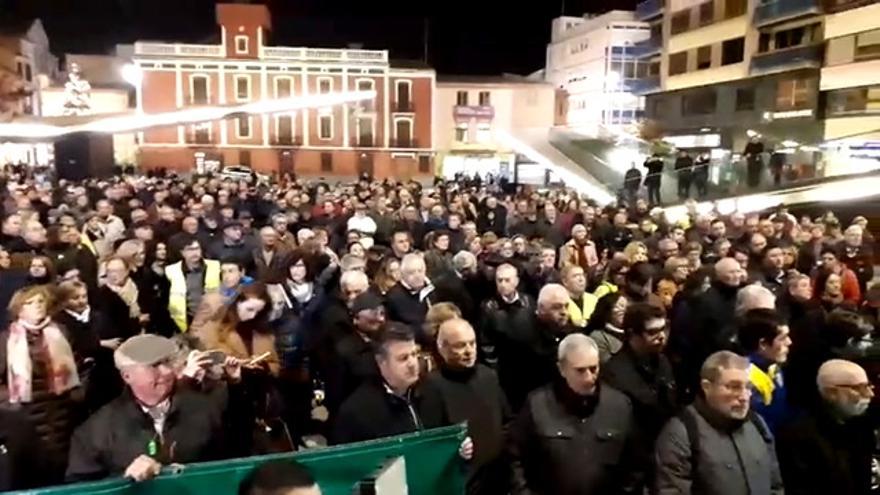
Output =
[
  {"x1": 750, "y1": 44, "x2": 824, "y2": 74},
  {"x1": 390, "y1": 138, "x2": 420, "y2": 149},
  {"x1": 261, "y1": 46, "x2": 389, "y2": 63},
  {"x1": 631, "y1": 37, "x2": 663, "y2": 58},
  {"x1": 754, "y1": 0, "x2": 823, "y2": 26},
  {"x1": 636, "y1": 0, "x2": 665, "y2": 20},
  {"x1": 630, "y1": 76, "x2": 662, "y2": 95},
  {"x1": 134, "y1": 42, "x2": 224, "y2": 57}
]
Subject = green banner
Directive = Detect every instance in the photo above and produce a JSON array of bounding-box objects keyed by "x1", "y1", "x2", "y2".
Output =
[{"x1": 14, "y1": 424, "x2": 467, "y2": 495}]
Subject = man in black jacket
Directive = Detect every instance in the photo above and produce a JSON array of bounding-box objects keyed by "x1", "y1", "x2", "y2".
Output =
[
  {"x1": 385, "y1": 253, "x2": 438, "y2": 341},
  {"x1": 331, "y1": 324, "x2": 449, "y2": 445},
  {"x1": 508, "y1": 333, "x2": 643, "y2": 494},
  {"x1": 603, "y1": 303, "x2": 677, "y2": 447},
  {"x1": 496, "y1": 283, "x2": 574, "y2": 411},
  {"x1": 776, "y1": 359, "x2": 875, "y2": 495},
  {"x1": 66, "y1": 334, "x2": 233, "y2": 482},
  {"x1": 0, "y1": 408, "x2": 42, "y2": 490},
  {"x1": 427, "y1": 318, "x2": 512, "y2": 495},
  {"x1": 674, "y1": 150, "x2": 694, "y2": 201},
  {"x1": 478, "y1": 263, "x2": 536, "y2": 369}
]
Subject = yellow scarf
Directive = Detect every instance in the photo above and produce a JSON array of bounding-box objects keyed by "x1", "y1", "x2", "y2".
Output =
[{"x1": 749, "y1": 363, "x2": 778, "y2": 406}]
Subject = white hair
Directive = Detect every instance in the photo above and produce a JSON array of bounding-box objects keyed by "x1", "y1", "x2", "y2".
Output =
[
  {"x1": 557, "y1": 333, "x2": 599, "y2": 363},
  {"x1": 735, "y1": 284, "x2": 776, "y2": 316},
  {"x1": 452, "y1": 251, "x2": 476, "y2": 272},
  {"x1": 401, "y1": 253, "x2": 426, "y2": 273},
  {"x1": 845, "y1": 225, "x2": 863, "y2": 235},
  {"x1": 538, "y1": 283, "x2": 568, "y2": 306},
  {"x1": 340, "y1": 270, "x2": 368, "y2": 290}
]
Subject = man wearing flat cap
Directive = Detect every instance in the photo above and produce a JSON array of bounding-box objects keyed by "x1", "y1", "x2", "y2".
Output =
[{"x1": 66, "y1": 334, "x2": 235, "y2": 482}]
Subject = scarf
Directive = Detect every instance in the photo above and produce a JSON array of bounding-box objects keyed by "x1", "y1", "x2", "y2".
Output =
[
  {"x1": 286, "y1": 281, "x2": 314, "y2": 305},
  {"x1": 748, "y1": 362, "x2": 781, "y2": 406},
  {"x1": 7, "y1": 318, "x2": 80, "y2": 403},
  {"x1": 107, "y1": 278, "x2": 142, "y2": 319},
  {"x1": 64, "y1": 307, "x2": 91, "y2": 323}
]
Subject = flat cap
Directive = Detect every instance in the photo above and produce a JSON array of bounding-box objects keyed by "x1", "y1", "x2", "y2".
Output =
[{"x1": 114, "y1": 334, "x2": 177, "y2": 369}]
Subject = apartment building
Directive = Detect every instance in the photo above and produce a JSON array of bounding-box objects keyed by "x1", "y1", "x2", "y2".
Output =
[
  {"x1": 435, "y1": 75, "x2": 555, "y2": 178},
  {"x1": 129, "y1": 3, "x2": 435, "y2": 179},
  {"x1": 545, "y1": 11, "x2": 651, "y2": 137},
  {"x1": 634, "y1": 0, "x2": 826, "y2": 172}
]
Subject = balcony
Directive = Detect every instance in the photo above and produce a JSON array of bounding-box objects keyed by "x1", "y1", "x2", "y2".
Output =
[
  {"x1": 134, "y1": 42, "x2": 224, "y2": 57},
  {"x1": 754, "y1": 0, "x2": 823, "y2": 27},
  {"x1": 826, "y1": 0, "x2": 877, "y2": 13},
  {"x1": 351, "y1": 137, "x2": 377, "y2": 148},
  {"x1": 271, "y1": 137, "x2": 303, "y2": 146},
  {"x1": 393, "y1": 101, "x2": 414, "y2": 113},
  {"x1": 630, "y1": 36, "x2": 662, "y2": 58},
  {"x1": 750, "y1": 44, "x2": 823, "y2": 74},
  {"x1": 261, "y1": 46, "x2": 389, "y2": 63},
  {"x1": 630, "y1": 76, "x2": 661, "y2": 95},
  {"x1": 453, "y1": 105, "x2": 494, "y2": 119},
  {"x1": 636, "y1": 0, "x2": 664, "y2": 20},
  {"x1": 391, "y1": 138, "x2": 420, "y2": 149}
]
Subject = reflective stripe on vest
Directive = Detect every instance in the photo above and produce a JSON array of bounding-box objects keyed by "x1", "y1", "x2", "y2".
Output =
[{"x1": 166, "y1": 259, "x2": 221, "y2": 332}]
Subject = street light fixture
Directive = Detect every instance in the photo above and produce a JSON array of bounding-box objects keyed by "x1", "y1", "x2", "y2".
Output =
[{"x1": 121, "y1": 64, "x2": 143, "y2": 86}]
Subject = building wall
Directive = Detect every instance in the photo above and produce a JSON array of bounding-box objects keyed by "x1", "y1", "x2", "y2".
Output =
[{"x1": 130, "y1": 4, "x2": 435, "y2": 178}]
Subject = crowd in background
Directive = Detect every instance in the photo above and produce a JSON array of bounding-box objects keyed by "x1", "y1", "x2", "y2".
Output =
[{"x1": 0, "y1": 165, "x2": 877, "y2": 494}]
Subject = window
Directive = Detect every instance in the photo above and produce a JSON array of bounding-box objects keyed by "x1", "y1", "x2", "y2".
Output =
[
  {"x1": 192, "y1": 75, "x2": 209, "y2": 104},
  {"x1": 855, "y1": 29, "x2": 880, "y2": 61},
  {"x1": 236, "y1": 117, "x2": 252, "y2": 139},
  {"x1": 455, "y1": 123, "x2": 468, "y2": 142},
  {"x1": 456, "y1": 91, "x2": 468, "y2": 106},
  {"x1": 357, "y1": 79, "x2": 374, "y2": 92},
  {"x1": 15, "y1": 61, "x2": 23, "y2": 77},
  {"x1": 235, "y1": 76, "x2": 250, "y2": 101},
  {"x1": 276, "y1": 116, "x2": 293, "y2": 144},
  {"x1": 193, "y1": 123, "x2": 211, "y2": 144},
  {"x1": 759, "y1": 32, "x2": 771, "y2": 53},
  {"x1": 650, "y1": 98, "x2": 668, "y2": 118},
  {"x1": 775, "y1": 27, "x2": 807, "y2": 50},
  {"x1": 24, "y1": 64, "x2": 32, "y2": 82},
  {"x1": 418, "y1": 156, "x2": 431, "y2": 174},
  {"x1": 622, "y1": 60, "x2": 638, "y2": 79},
  {"x1": 476, "y1": 123, "x2": 491, "y2": 143},
  {"x1": 735, "y1": 87, "x2": 755, "y2": 111},
  {"x1": 648, "y1": 61, "x2": 661, "y2": 77},
  {"x1": 479, "y1": 91, "x2": 491, "y2": 106},
  {"x1": 319, "y1": 114, "x2": 333, "y2": 140},
  {"x1": 827, "y1": 86, "x2": 880, "y2": 115},
  {"x1": 669, "y1": 52, "x2": 688, "y2": 76},
  {"x1": 725, "y1": 0, "x2": 747, "y2": 18},
  {"x1": 321, "y1": 152, "x2": 333, "y2": 172},
  {"x1": 395, "y1": 119, "x2": 413, "y2": 147},
  {"x1": 681, "y1": 89, "x2": 717, "y2": 115},
  {"x1": 722, "y1": 37, "x2": 745, "y2": 65},
  {"x1": 697, "y1": 46, "x2": 712, "y2": 70},
  {"x1": 698, "y1": 2, "x2": 714, "y2": 26},
  {"x1": 235, "y1": 36, "x2": 249, "y2": 54},
  {"x1": 396, "y1": 81, "x2": 412, "y2": 110},
  {"x1": 318, "y1": 78, "x2": 332, "y2": 94},
  {"x1": 776, "y1": 78, "x2": 813, "y2": 110},
  {"x1": 357, "y1": 116, "x2": 374, "y2": 146},
  {"x1": 275, "y1": 78, "x2": 292, "y2": 98},
  {"x1": 671, "y1": 10, "x2": 691, "y2": 35}
]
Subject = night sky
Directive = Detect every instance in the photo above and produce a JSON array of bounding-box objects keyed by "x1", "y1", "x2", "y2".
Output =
[{"x1": 0, "y1": 0, "x2": 634, "y2": 75}]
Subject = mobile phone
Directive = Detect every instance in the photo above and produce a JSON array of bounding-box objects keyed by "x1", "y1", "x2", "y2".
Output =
[{"x1": 206, "y1": 350, "x2": 226, "y2": 366}]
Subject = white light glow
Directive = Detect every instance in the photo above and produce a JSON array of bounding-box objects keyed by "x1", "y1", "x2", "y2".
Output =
[
  {"x1": 781, "y1": 140, "x2": 799, "y2": 148},
  {"x1": 121, "y1": 64, "x2": 143, "y2": 86},
  {"x1": 0, "y1": 90, "x2": 376, "y2": 139},
  {"x1": 746, "y1": 129, "x2": 760, "y2": 138}
]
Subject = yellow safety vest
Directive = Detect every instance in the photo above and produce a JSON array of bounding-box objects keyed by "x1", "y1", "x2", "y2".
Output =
[
  {"x1": 80, "y1": 233, "x2": 96, "y2": 256},
  {"x1": 166, "y1": 259, "x2": 221, "y2": 332},
  {"x1": 567, "y1": 293, "x2": 599, "y2": 328}
]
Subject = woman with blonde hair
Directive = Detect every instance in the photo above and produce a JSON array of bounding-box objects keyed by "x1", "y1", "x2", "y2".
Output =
[
  {"x1": 0, "y1": 285, "x2": 81, "y2": 482},
  {"x1": 374, "y1": 256, "x2": 401, "y2": 296},
  {"x1": 115, "y1": 240, "x2": 173, "y2": 336},
  {"x1": 623, "y1": 241, "x2": 649, "y2": 265}
]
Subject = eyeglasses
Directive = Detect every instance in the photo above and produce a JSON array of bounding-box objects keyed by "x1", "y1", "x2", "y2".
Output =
[{"x1": 833, "y1": 383, "x2": 874, "y2": 396}]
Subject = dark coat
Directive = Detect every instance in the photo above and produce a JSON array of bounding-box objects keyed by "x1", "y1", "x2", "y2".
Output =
[
  {"x1": 602, "y1": 345, "x2": 678, "y2": 443},
  {"x1": 433, "y1": 272, "x2": 479, "y2": 326},
  {"x1": 476, "y1": 205, "x2": 508, "y2": 237},
  {"x1": 776, "y1": 406, "x2": 875, "y2": 495},
  {"x1": 0, "y1": 408, "x2": 43, "y2": 490},
  {"x1": 425, "y1": 364, "x2": 512, "y2": 495},
  {"x1": 330, "y1": 380, "x2": 449, "y2": 445},
  {"x1": 495, "y1": 309, "x2": 575, "y2": 411},
  {"x1": 54, "y1": 310, "x2": 121, "y2": 413},
  {"x1": 385, "y1": 282, "x2": 439, "y2": 341},
  {"x1": 477, "y1": 292, "x2": 536, "y2": 369},
  {"x1": 251, "y1": 246, "x2": 291, "y2": 284},
  {"x1": 509, "y1": 382, "x2": 642, "y2": 495},
  {"x1": 325, "y1": 331, "x2": 379, "y2": 418},
  {"x1": 66, "y1": 388, "x2": 229, "y2": 482},
  {"x1": 94, "y1": 286, "x2": 141, "y2": 340}
]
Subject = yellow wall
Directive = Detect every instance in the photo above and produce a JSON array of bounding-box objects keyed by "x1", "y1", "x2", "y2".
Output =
[
  {"x1": 666, "y1": 62, "x2": 748, "y2": 91},
  {"x1": 825, "y1": 3, "x2": 880, "y2": 39},
  {"x1": 821, "y1": 59, "x2": 880, "y2": 91},
  {"x1": 824, "y1": 115, "x2": 880, "y2": 141},
  {"x1": 667, "y1": 16, "x2": 748, "y2": 53}
]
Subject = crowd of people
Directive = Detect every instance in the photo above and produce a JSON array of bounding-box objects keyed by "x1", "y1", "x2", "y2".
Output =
[{"x1": 0, "y1": 166, "x2": 877, "y2": 494}]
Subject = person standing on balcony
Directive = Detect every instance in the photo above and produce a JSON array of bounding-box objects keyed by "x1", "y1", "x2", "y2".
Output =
[
  {"x1": 674, "y1": 150, "x2": 694, "y2": 201},
  {"x1": 643, "y1": 154, "x2": 665, "y2": 206},
  {"x1": 744, "y1": 136, "x2": 765, "y2": 189},
  {"x1": 693, "y1": 152, "x2": 710, "y2": 199},
  {"x1": 623, "y1": 163, "x2": 642, "y2": 207}
]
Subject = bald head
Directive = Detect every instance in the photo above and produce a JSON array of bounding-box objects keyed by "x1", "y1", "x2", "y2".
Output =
[
  {"x1": 715, "y1": 257, "x2": 742, "y2": 287},
  {"x1": 817, "y1": 359, "x2": 874, "y2": 418},
  {"x1": 437, "y1": 318, "x2": 477, "y2": 369}
]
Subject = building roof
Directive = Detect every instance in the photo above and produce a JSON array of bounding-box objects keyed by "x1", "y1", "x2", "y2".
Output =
[
  {"x1": 389, "y1": 59, "x2": 433, "y2": 70},
  {"x1": 436, "y1": 74, "x2": 550, "y2": 86}
]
